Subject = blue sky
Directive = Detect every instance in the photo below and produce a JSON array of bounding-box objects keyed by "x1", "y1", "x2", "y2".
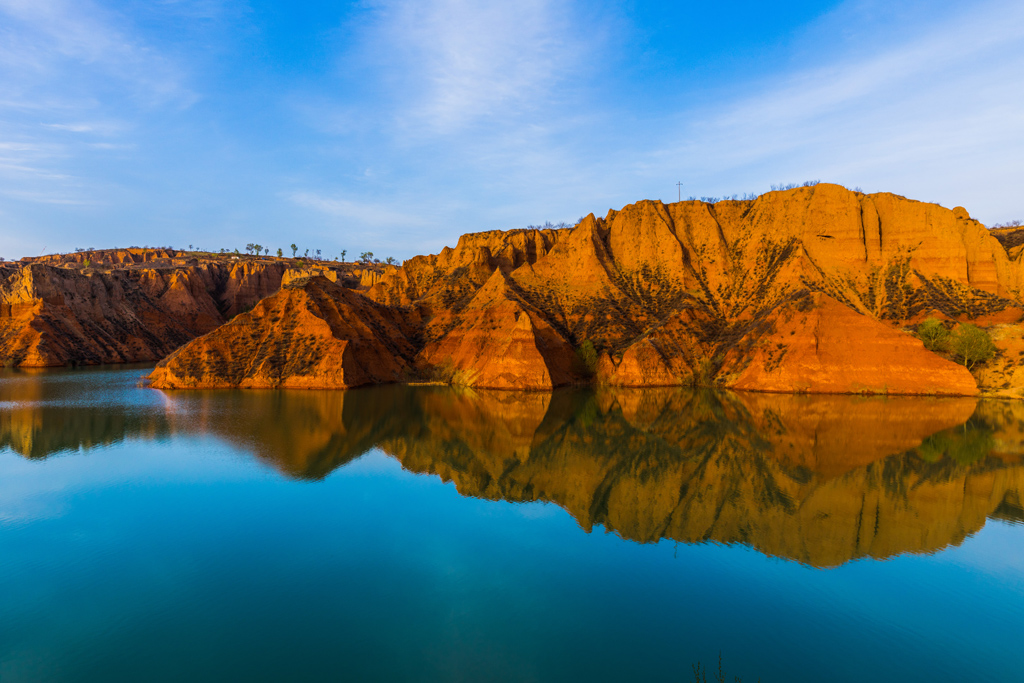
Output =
[{"x1": 0, "y1": 0, "x2": 1021, "y2": 261}]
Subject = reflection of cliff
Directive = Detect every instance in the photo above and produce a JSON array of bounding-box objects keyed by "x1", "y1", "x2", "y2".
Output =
[
  {"x1": 163, "y1": 387, "x2": 417, "y2": 478},
  {"x1": 379, "y1": 389, "x2": 1024, "y2": 567},
  {"x1": 0, "y1": 371, "x2": 171, "y2": 458},
  {"x1": 0, "y1": 405, "x2": 169, "y2": 458},
  {"x1": 162, "y1": 384, "x2": 1021, "y2": 567},
  {"x1": 5, "y1": 372, "x2": 1022, "y2": 567}
]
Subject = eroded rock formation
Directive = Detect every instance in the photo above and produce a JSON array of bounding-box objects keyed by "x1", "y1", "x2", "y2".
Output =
[
  {"x1": 149, "y1": 277, "x2": 415, "y2": 389},
  {"x1": 153, "y1": 185, "x2": 1024, "y2": 393},
  {"x1": 0, "y1": 251, "x2": 370, "y2": 367}
]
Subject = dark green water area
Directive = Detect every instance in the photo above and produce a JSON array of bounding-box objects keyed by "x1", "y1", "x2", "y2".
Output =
[{"x1": 1, "y1": 366, "x2": 1022, "y2": 682}]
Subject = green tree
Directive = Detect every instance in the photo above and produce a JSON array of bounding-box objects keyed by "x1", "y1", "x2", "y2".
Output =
[
  {"x1": 950, "y1": 323, "x2": 996, "y2": 369},
  {"x1": 385, "y1": 256, "x2": 395, "y2": 265},
  {"x1": 360, "y1": 251, "x2": 374, "y2": 263},
  {"x1": 340, "y1": 249, "x2": 347, "y2": 262},
  {"x1": 290, "y1": 243, "x2": 298, "y2": 257},
  {"x1": 916, "y1": 317, "x2": 951, "y2": 351},
  {"x1": 276, "y1": 248, "x2": 283, "y2": 258},
  {"x1": 573, "y1": 339, "x2": 598, "y2": 377}
]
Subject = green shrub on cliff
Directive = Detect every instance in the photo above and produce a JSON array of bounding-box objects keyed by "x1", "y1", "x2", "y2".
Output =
[
  {"x1": 573, "y1": 339, "x2": 598, "y2": 377},
  {"x1": 916, "y1": 317, "x2": 950, "y2": 351},
  {"x1": 950, "y1": 323, "x2": 995, "y2": 369}
]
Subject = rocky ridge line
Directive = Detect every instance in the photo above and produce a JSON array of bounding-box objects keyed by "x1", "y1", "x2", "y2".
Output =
[
  {"x1": 0, "y1": 249, "x2": 381, "y2": 367},
  {"x1": 151, "y1": 185, "x2": 1024, "y2": 395}
]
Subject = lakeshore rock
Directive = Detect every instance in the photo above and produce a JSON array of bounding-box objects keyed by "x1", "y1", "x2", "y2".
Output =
[{"x1": 149, "y1": 277, "x2": 414, "y2": 389}]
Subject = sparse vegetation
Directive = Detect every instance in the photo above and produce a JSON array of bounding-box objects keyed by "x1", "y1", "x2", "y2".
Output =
[
  {"x1": 573, "y1": 339, "x2": 598, "y2": 377},
  {"x1": 526, "y1": 221, "x2": 574, "y2": 230},
  {"x1": 915, "y1": 416, "x2": 995, "y2": 466},
  {"x1": 276, "y1": 248, "x2": 283, "y2": 258},
  {"x1": 950, "y1": 323, "x2": 996, "y2": 369},
  {"x1": 427, "y1": 357, "x2": 470, "y2": 385},
  {"x1": 916, "y1": 317, "x2": 951, "y2": 351},
  {"x1": 291, "y1": 243, "x2": 298, "y2": 257}
]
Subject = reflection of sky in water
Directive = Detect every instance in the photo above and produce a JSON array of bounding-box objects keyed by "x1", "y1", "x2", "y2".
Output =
[{"x1": 0, "y1": 367, "x2": 1022, "y2": 682}]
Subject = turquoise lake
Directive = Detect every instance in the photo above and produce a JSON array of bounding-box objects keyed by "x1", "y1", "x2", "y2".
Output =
[{"x1": 1, "y1": 366, "x2": 1022, "y2": 682}]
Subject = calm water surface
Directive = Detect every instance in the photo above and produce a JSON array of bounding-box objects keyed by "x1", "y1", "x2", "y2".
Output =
[{"x1": 1, "y1": 366, "x2": 1022, "y2": 682}]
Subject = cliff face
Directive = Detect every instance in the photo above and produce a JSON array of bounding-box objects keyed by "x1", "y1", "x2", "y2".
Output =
[
  {"x1": 153, "y1": 184, "x2": 1016, "y2": 393},
  {"x1": 0, "y1": 252, "x2": 374, "y2": 368},
  {"x1": 149, "y1": 277, "x2": 416, "y2": 389}
]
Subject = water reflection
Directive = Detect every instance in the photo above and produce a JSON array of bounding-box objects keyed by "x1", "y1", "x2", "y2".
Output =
[{"x1": 3, "y1": 368, "x2": 1023, "y2": 567}]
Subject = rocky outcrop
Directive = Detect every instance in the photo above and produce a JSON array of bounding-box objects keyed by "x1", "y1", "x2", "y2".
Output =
[
  {"x1": 149, "y1": 277, "x2": 415, "y2": 389},
  {"x1": 725, "y1": 293, "x2": 977, "y2": 395},
  {"x1": 0, "y1": 254, "x2": 372, "y2": 368},
  {"x1": 10, "y1": 185, "x2": 1021, "y2": 394},
  {"x1": 343, "y1": 184, "x2": 1019, "y2": 394},
  {"x1": 417, "y1": 269, "x2": 576, "y2": 390}
]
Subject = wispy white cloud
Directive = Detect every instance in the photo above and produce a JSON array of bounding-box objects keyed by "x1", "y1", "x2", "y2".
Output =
[
  {"x1": 661, "y1": 0, "x2": 1024, "y2": 222},
  {"x1": 42, "y1": 121, "x2": 125, "y2": 136},
  {"x1": 287, "y1": 191, "x2": 429, "y2": 228},
  {"x1": 0, "y1": 0, "x2": 193, "y2": 212},
  {"x1": 0, "y1": 0, "x2": 192, "y2": 105},
  {"x1": 0, "y1": 188, "x2": 100, "y2": 205},
  {"x1": 352, "y1": 0, "x2": 588, "y2": 134}
]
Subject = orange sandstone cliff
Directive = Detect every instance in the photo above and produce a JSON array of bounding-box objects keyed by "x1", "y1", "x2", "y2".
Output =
[
  {"x1": 148, "y1": 277, "x2": 415, "y2": 389},
  {"x1": 151, "y1": 184, "x2": 1022, "y2": 394}
]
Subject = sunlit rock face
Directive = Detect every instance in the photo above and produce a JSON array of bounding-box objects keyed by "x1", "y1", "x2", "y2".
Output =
[
  {"x1": 153, "y1": 184, "x2": 1024, "y2": 393},
  {"x1": 11, "y1": 371, "x2": 1020, "y2": 568},
  {"x1": 0, "y1": 251, "x2": 373, "y2": 369},
  {"x1": 149, "y1": 277, "x2": 416, "y2": 389}
]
